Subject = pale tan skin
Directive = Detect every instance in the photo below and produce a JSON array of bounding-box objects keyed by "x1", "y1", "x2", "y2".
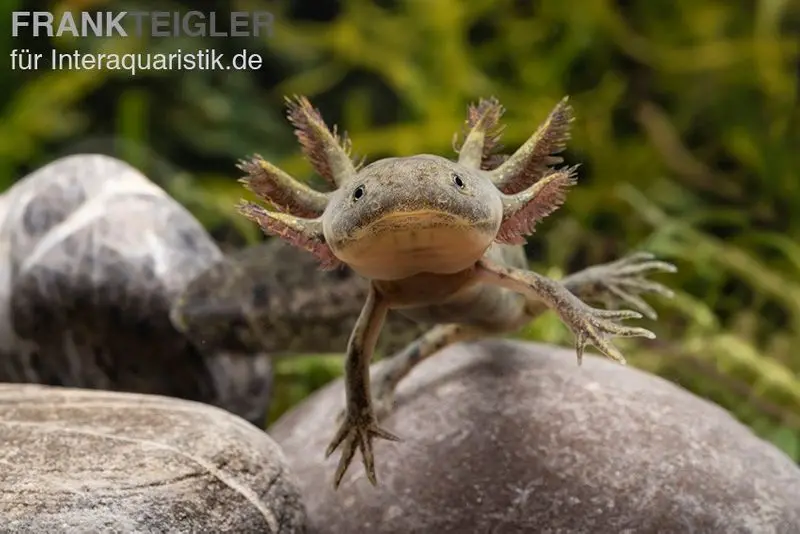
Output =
[{"x1": 235, "y1": 96, "x2": 676, "y2": 489}]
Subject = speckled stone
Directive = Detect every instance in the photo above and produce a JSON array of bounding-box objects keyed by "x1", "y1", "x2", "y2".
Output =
[
  {"x1": 0, "y1": 384, "x2": 307, "y2": 532},
  {"x1": 271, "y1": 340, "x2": 800, "y2": 534}
]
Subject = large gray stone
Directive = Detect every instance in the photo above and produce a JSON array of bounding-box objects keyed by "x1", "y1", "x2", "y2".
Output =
[
  {"x1": 271, "y1": 340, "x2": 800, "y2": 534},
  {"x1": 0, "y1": 154, "x2": 272, "y2": 425},
  {"x1": 0, "y1": 383, "x2": 307, "y2": 532}
]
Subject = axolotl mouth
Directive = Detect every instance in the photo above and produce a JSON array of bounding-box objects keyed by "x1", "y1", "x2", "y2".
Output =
[{"x1": 331, "y1": 209, "x2": 498, "y2": 281}]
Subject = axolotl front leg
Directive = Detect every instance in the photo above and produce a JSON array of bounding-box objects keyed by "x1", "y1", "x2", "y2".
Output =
[
  {"x1": 366, "y1": 251, "x2": 675, "y2": 421},
  {"x1": 324, "y1": 283, "x2": 400, "y2": 488},
  {"x1": 476, "y1": 258, "x2": 656, "y2": 364}
]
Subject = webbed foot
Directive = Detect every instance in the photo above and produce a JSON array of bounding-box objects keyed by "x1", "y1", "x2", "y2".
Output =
[
  {"x1": 325, "y1": 405, "x2": 400, "y2": 488},
  {"x1": 569, "y1": 252, "x2": 676, "y2": 320},
  {"x1": 563, "y1": 304, "x2": 655, "y2": 365}
]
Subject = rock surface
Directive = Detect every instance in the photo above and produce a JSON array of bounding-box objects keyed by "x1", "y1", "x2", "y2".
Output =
[
  {"x1": 0, "y1": 383, "x2": 307, "y2": 532},
  {"x1": 0, "y1": 154, "x2": 273, "y2": 424},
  {"x1": 271, "y1": 340, "x2": 800, "y2": 534},
  {"x1": 172, "y1": 238, "x2": 426, "y2": 359}
]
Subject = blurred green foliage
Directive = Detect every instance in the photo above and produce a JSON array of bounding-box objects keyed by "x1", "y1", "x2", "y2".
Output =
[{"x1": 2, "y1": 0, "x2": 799, "y2": 459}]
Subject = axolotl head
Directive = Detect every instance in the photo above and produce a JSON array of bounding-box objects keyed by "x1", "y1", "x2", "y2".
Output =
[
  {"x1": 236, "y1": 95, "x2": 577, "y2": 281},
  {"x1": 321, "y1": 155, "x2": 503, "y2": 280}
]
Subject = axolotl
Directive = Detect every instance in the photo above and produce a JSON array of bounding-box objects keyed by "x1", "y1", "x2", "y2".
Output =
[{"x1": 236, "y1": 96, "x2": 676, "y2": 489}]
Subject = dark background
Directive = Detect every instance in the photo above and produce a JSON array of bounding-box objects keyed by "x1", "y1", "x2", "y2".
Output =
[{"x1": 2, "y1": 0, "x2": 799, "y2": 460}]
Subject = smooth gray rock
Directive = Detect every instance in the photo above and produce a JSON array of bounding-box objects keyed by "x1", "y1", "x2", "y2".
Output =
[
  {"x1": 0, "y1": 154, "x2": 272, "y2": 424},
  {"x1": 271, "y1": 340, "x2": 800, "y2": 534},
  {"x1": 0, "y1": 383, "x2": 307, "y2": 532}
]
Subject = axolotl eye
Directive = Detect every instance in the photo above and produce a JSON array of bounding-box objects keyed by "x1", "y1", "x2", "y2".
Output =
[
  {"x1": 352, "y1": 184, "x2": 366, "y2": 201},
  {"x1": 451, "y1": 172, "x2": 466, "y2": 189}
]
